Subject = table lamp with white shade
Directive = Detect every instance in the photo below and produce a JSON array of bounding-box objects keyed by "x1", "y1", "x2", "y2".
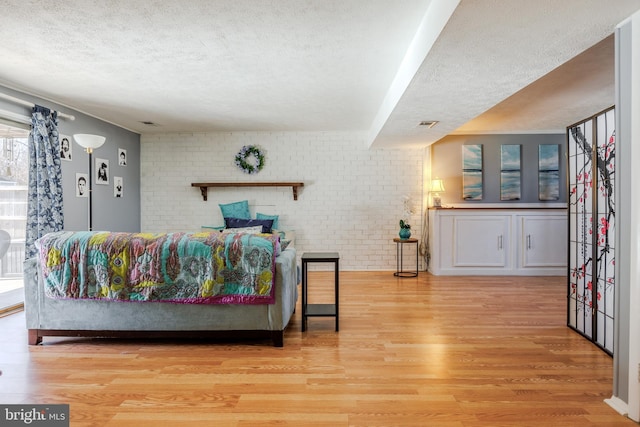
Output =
[{"x1": 430, "y1": 178, "x2": 445, "y2": 208}]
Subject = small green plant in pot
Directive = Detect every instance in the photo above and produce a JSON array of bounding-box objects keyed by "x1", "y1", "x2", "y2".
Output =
[{"x1": 399, "y1": 220, "x2": 411, "y2": 239}]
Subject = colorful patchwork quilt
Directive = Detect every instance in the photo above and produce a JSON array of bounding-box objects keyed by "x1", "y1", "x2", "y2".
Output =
[{"x1": 36, "y1": 231, "x2": 280, "y2": 304}]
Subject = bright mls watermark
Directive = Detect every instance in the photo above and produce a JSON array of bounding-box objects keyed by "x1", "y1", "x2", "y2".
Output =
[{"x1": 1, "y1": 405, "x2": 69, "y2": 426}]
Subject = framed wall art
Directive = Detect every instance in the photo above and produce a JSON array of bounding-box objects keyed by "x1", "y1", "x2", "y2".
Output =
[
  {"x1": 60, "y1": 135, "x2": 72, "y2": 161},
  {"x1": 462, "y1": 144, "x2": 483, "y2": 200},
  {"x1": 500, "y1": 144, "x2": 521, "y2": 201},
  {"x1": 538, "y1": 144, "x2": 560, "y2": 201},
  {"x1": 114, "y1": 176, "x2": 123, "y2": 198},
  {"x1": 95, "y1": 158, "x2": 109, "y2": 185},
  {"x1": 118, "y1": 148, "x2": 127, "y2": 166},
  {"x1": 75, "y1": 173, "x2": 88, "y2": 197}
]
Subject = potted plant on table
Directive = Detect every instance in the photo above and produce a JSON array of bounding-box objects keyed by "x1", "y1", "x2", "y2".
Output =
[{"x1": 399, "y1": 220, "x2": 411, "y2": 239}]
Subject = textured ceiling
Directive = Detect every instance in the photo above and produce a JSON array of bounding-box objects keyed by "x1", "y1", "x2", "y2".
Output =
[
  {"x1": 0, "y1": 0, "x2": 638, "y2": 148},
  {"x1": 372, "y1": 0, "x2": 640, "y2": 147},
  {"x1": 455, "y1": 35, "x2": 615, "y2": 134}
]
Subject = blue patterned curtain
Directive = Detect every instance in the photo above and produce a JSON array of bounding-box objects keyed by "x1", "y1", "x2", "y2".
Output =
[{"x1": 25, "y1": 105, "x2": 63, "y2": 259}]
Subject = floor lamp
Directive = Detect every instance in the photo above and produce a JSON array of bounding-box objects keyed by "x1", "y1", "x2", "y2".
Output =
[{"x1": 73, "y1": 134, "x2": 105, "y2": 231}]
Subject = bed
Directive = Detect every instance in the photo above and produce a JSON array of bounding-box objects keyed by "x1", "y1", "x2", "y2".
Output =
[{"x1": 23, "y1": 230, "x2": 298, "y2": 347}]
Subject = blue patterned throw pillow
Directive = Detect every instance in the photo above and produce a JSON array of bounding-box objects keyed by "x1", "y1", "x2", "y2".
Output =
[
  {"x1": 256, "y1": 213, "x2": 279, "y2": 230},
  {"x1": 219, "y1": 200, "x2": 251, "y2": 219}
]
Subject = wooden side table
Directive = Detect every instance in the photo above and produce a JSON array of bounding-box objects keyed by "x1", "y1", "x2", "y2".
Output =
[
  {"x1": 301, "y1": 252, "x2": 340, "y2": 332},
  {"x1": 393, "y1": 238, "x2": 419, "y2": 277}
]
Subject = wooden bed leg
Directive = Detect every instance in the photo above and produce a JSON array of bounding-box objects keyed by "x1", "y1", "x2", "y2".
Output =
[
  {"x1": 28, "y1": 329, "x2": 42, "y2": 345},
  {"x1": 272, "y1": 331, "x2": 284, "y2": 347}
]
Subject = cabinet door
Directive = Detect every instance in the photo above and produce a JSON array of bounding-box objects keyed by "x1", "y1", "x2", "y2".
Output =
[
  {"x1": 520, "y1": 215, "x2": 567, "y2": 267},
  {"x1": 452, "y1": 216, "x2": 510, "y2": 267}
]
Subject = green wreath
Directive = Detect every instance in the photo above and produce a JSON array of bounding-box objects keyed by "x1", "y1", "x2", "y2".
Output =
[{"x1": 235, "y1": 145, "x2": 265, "y2": 174}]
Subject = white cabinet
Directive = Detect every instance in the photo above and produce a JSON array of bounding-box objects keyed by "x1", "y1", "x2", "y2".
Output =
[
  {"x1": 429, "y1": 209, "x2": 567, "y2": 276},
  {"x1": 451, "y1": 215, "x2": 510, "y2": 268},
  {"x1": 517, "y1": 214, "x2": 567, "y2": 269}
]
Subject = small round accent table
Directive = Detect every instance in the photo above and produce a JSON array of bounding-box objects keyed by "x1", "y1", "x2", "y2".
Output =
[{"x1": 393, "y1": 238, "x2": 419, "y2": 278}]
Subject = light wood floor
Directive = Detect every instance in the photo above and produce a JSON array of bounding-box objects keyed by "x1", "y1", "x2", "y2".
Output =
[{"x1": 0, "y1": 272, "x2": 634, "y2": 426}]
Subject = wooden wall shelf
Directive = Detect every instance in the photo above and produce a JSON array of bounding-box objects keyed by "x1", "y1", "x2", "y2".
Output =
[{"x1": 191, "y1": 182, "x2": 304, "y2": 201}]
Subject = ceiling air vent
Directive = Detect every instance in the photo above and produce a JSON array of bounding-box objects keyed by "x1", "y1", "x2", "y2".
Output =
[
  {"x1": 418, "y1": 121, "x2": 438, "y2": 128},
  {"x1": 139, "y1": 121, "x2": 159, "y2": 126}
]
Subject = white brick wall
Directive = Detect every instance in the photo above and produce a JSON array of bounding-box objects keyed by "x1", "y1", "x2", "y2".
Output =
[{"x1": 141, "y1": 131, "x2": 426, "y2": 271}]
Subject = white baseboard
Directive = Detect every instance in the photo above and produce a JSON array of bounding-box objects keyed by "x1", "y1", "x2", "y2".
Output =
[
  {"x1": 428, "y1": 267, "x2": 565, "y2": 276},
  {"x1": 604, "y1": 395, "x2": 629, "y2": 417}
]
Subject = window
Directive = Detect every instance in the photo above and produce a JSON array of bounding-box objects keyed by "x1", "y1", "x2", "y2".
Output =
[{"x1": 0, "y1": 123, "x2": 29, "y2": 315}]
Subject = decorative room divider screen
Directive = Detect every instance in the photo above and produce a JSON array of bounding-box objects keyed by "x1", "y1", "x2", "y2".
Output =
[{"x1": 567, "y1": 106, "x2": 615, "y2": 355}]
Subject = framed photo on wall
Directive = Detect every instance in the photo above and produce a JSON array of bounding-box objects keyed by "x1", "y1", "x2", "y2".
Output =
[
  {"x1": 60, "y1": 135, "x2": 72, "y2": 161},
  {"x1": 96, "y1": 158, "x2": 109, "y2": 185},
  {"x1": 118, "y1": 148, "x2": 127, "y2": 166},
  {"x1": 75, "y1": 173, "x2": 88, "y2": 197},
  {"x1": 114, "y1": 176, "x2": 123, "y2": 198}
]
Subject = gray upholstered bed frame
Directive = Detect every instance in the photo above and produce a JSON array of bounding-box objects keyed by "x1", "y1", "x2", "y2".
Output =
[{"x1": 23, "y1": 247, "x2": 298, "y2": 347}]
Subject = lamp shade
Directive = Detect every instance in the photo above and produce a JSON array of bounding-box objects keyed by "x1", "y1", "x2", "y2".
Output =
[
  {"x1": 73, "y1": 134, "x2": 105, "y2": 149},
  {"x1": 430, "y1": 179, "x2": 445, "y2": 193}
]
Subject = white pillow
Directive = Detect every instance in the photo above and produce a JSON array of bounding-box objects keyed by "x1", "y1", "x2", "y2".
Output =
[{"x1": 221, "y1": 225, "x2": 264, "y2": 234}]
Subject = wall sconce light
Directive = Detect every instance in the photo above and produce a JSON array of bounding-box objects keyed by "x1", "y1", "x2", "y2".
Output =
[
  {"x1": 74, "y1": 134, "x2": 106, "y2": 231},
  {"x1": 430, "y1": 178, "x2": 445, "y2": 208}
]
